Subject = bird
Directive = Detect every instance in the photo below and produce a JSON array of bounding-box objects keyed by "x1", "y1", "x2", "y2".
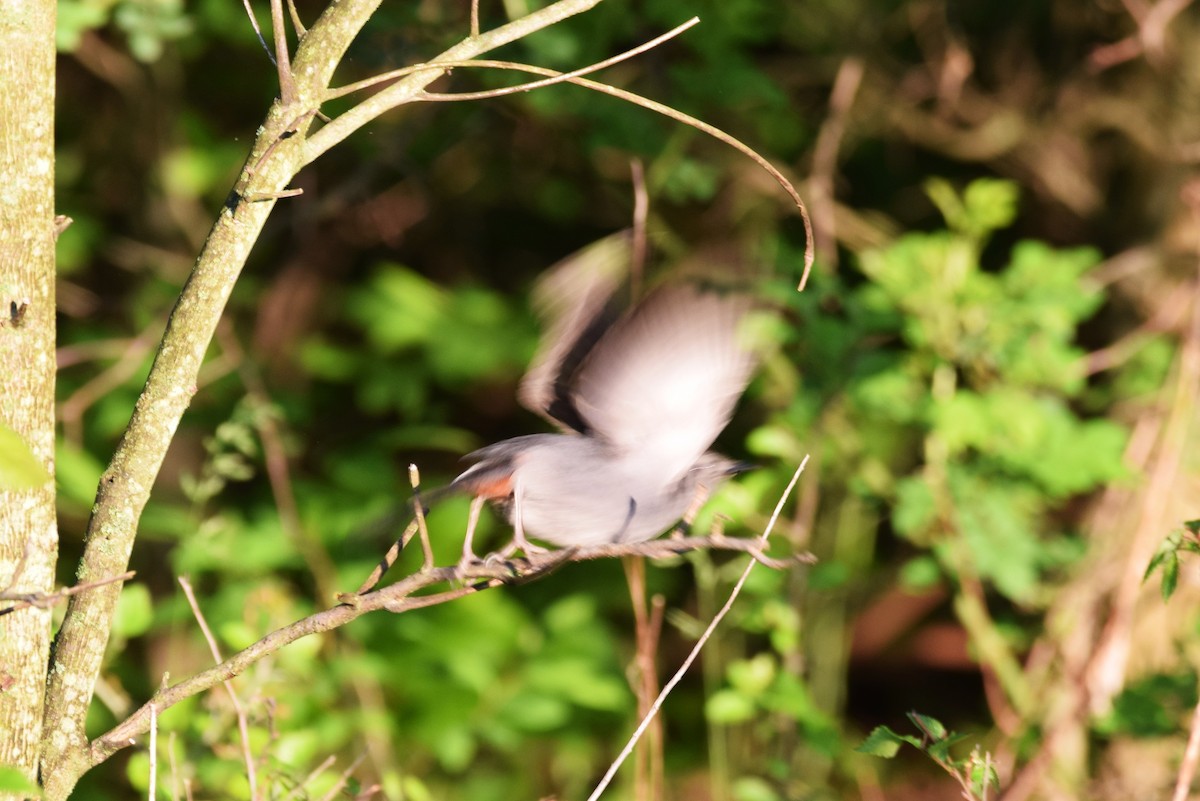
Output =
[{"x1": 449, "y1": 233, "x2": 766, "y2": 562}]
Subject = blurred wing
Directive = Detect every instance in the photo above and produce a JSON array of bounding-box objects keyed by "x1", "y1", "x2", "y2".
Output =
[
  {"x1": 517, "y1": 232, "x2": 631, "y2": 432},
  {"x1": 572, "y1": 284, "x2": 760, "y2": 479}
]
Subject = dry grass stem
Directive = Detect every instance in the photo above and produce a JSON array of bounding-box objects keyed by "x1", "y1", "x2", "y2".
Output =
[{"x1": 178, "y1": 577, "x2": 259, "y2": 800}]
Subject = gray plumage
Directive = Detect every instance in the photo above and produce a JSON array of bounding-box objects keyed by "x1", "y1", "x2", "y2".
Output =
[{"x1": 452, "y1": 235, "x2": 762, "y2": 550}]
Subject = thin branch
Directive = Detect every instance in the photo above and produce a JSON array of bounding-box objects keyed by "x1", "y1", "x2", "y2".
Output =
[
  {"x1": 586, "y1": 457, "x2": 810, "y2": 801},
  {"x1": 280, "y1": 755, "x2": 336, "y2": 801},
  {"x1": 324, "y1": 17, "x2": 698, "y2": 103},
  {"x1": 178, "y1": 577, "x2": 258, "y2": 801},
  {"x1": 417, "y1": 18, "x2": 699, "y2": 102},
  {"x1": 89, "y1": 532, "x2": 809, "y2": 766},
  {"x1": 59, "y1": 324, "x2": 158, "y2": 447},
  {"x1": 303, "y1": 0, "x2": 608, "y2": 162},
  {"x1": 271, "y1": 0, "x2": 297, "y2": 103},
  {"x1": 286, "y1": 0, "x2": 306, "y2": 36},
  {"x1": 0, "y1": 571, "x2": 135, "y2": 617},
  {"x1": 354, "y1": 518, "x2": 419, "y2": 595},
  {"x1": 809, "y1": 57, "x2": 863, "y2": 272},
  {"x1": 409, "y1": 464, "x2": 435, "y2": 572},
  {"x1": 148, "y1": 704, "x2": 158, "y2": 801},
  {"x1": 239, "y1": 0, "x2": 276, "y2": 65},
  {"x1": 317, "y1": 753, "x2": 368, "y2": 801},
  {"x1": 623, "y1": 556, "x2": 664, "y2": 801},
  {"x1": 630, "y1": 158, "x2": 648, "y2": 302},
  {"x1": 1173, "y1": 693, "x2": 1200, "y2": 801}
]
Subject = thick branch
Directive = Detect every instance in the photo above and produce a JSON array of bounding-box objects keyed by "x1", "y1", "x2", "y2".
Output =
[{"x1": 0, "y1": 0, "x2": 58, "y2": 782}]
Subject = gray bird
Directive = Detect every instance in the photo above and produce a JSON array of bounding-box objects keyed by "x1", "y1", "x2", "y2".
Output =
[{"x1": 450, "y1": 234, "x2": 764, "y2": 560}]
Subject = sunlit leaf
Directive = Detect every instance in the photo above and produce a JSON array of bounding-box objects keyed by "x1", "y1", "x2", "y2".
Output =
[{"x1": 0, "y1": 423, "x2": 50, "y2": 489}]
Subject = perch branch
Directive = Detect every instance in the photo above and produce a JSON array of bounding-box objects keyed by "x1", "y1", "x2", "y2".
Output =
[{"x1": 89, "y1": 532, "x2": 810, "y2": 767}]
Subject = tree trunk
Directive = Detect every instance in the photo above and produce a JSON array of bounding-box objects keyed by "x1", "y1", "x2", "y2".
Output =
[{"x1": 0, "y1": 0, "x2": 58, "y2": 794}]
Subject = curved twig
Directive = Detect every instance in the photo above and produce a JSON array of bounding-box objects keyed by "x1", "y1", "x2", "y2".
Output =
[{"x1": 412, "y1": 61, "x2": 815, "y2": 289}]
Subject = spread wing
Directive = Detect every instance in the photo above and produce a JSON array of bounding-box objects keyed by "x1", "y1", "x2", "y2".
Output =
[
  {"x1": 517, "y1": 232, "x2": 631, "y2": 433},
  {"x1": 570, "y1": 284, "x2": 760, "y2": 480}
]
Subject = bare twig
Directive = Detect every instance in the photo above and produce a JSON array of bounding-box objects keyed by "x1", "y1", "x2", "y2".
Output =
[
  {"x1": 304, "y1": 0, "x2": 609, "y2": 160},
  {"x1": 286, "y1": 0, "x2": 306, "y2": 36},
  {"x1": 1091, "y1": 0, "x2": 1195, "y2": 69},
  {"x1": 410, "y1": 464, "x2": 435, "y2": 572},
  {"x1": 178, "y1": 577, "x2": 258, "y2": 801},
  {"x1": 1173, "y1": 693, "x2": 1200, "y2": 801},
  {"x1": 1085, "y1": 194, "x2": 1200, "y2": 716},
  {"x1": 630, "y1": 158, "x2": 648, "y2": 302},
  {"x1": 238, "y1": 0, "x2": 275, "y2": 64},
  {"x1": 0, "y1": 571, "x2": 135, "y2": 617},
  {"x1": 59, "y1": 325, "x2": 158, "y2": 446},
  {"x1": 280, "y1": 755, "x2": 336, "y2": 801},
  {"x1": 270, "y1": 0, "x2": 297, "y2": 102},
  {"x1": 586, "y1": 457, "x2": 810, "y2": 801},
  {"x1": 148, "y1": 704, "x2": 157, "y2": 801},
  {"x1": 417, "y1": 18, "x2": 700, "y2": 102},
  {"x1": 624, "y1": 556, "x2": 665, "y2": 801},
  {"x1": 325, "y1": 18, "x2": 698, "y2": 102},
  {"x1": 354, "y1": 518, "x2": 420, "y2": 595},
  {"x1": 317, "y1": 753, "x2": 367, "y2": 801}
]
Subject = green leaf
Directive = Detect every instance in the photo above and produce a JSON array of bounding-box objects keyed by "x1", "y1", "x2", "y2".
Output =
[
  {"x1": 112, "y1": 583, "x2": 154, "y2": 638},
  {"x1": 855, "y1": 725, "x2": 917, "y2": 758},
  {"x1": 1099, "y1": 672, "x2": 1197, "y2": 737},
  {"x1": 907, "y1": 711, "x2": 948, "y2": 740},
  {"x1": 926, "y1": 178, "x2": 1019, "y2": 239},
  {"x1": 1160, "y1": 552, "x2": 1180, "y2": 602},
  {"x1": 707, "y1": 688, "x2": 757, "y2": 724},
  {"x1": 0, "y1": 765, "x2": 40, "y2": 795},
  {"x1": 0, "y1": 423, "x2": 50, "y2": 489},
  {"x1": 55, "y1": 438, "x2": 103, "y2": 507},
  {"x1": 732, "y1": 776, "x2": 781, "y2": 801},
  {"x1": 893, "y1": 476, "x2": 937, "y2": 540},
  {"x1": 962, "y1": 178, "x2": 1019, "y2": 233},
  {"x1": 969, "y1": 753, "x2": 1000, "y2": 796},
  {"x1": 899, "y1": 556, "x2": 943, "y2": 590},
  {"x1": 728, "y1": 654, "x2": 777, "y2": 697}
]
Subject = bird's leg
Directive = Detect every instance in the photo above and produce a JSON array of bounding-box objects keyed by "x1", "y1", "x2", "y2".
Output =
[
  {"x1": 669, "y1": 483, "x2": 712, "y2": 539},
  {"x1": 503, "y1": 473, "x2": 547, "y2": 557},
  {"x1": 459, "y1": 495, "x2": 487, "y2": 566}
]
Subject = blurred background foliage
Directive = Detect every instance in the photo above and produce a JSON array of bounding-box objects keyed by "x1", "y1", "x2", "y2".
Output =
[{"x1": 50, "y1": 0, "x2": 1200, "y2": 798}]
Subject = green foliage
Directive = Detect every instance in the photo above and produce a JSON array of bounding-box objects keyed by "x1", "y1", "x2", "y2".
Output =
[
  {"x1": 858, "y1": 712, "x2": 998, "y2": 800},
  {"x1": 842, "y1": 179, "x2": 1124, "y2": 603},
  {"x1": 57, "y1": 0, "x2": 192, "y2": 58},
  {"x1": 1098, "y1": 672, "x2": 1198, "y2": 738},
  {"x1": 1145, "y1": 520, "x2": 1200, "y2": 602}
]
